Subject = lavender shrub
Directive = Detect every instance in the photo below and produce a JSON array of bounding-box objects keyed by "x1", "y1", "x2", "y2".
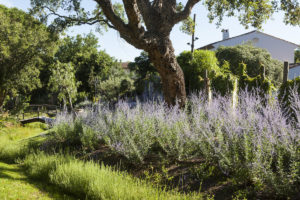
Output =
[{"x1": 53, "y1": 90, "x2": 300, "y2": 197}]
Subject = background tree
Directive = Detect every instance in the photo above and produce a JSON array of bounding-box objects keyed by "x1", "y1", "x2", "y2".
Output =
[
  {"x1": 48, "y1": 61, "x2": 79, "y2": 109},
  {"x1": 55, "y1": 33, "x2": 118, "y2": 100},
  {"x1": 177, "y1": 50, "x2": 222, "y2": 95},
  {"x1": 89, "y1": 64, "x2": 135, "y2": 103},
  {"x1": 128, "y1": 52, "x2": 160, "y2": 96},
  {"x1": 0, "y1": 5, "x2": 57, "y2": 111},
  {"x1": 215, "y1": 44, "x2": 283, "y2": 87},
  {"x1": 31, "y1": 0, "x2": 300, "y2": 107}
]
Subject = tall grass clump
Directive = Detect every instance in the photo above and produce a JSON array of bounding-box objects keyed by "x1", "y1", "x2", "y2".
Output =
[
  {"x1": 53, "y1": 89, "x2": 300, "y2": 198},
  {"x1": 0, "y1": 137, "x2": 29, "y2": 163},
  {"x1": 22, "y1": 152, "x2": 201, "y2": 200}
]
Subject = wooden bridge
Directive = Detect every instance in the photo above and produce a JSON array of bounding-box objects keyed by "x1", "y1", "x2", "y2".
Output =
[
  {"x1": 20, "y1": 104, "x2": 58, "y2": 125},
  {"x1": 20, "y1": 117, "x2": 54, "y2": 125}
]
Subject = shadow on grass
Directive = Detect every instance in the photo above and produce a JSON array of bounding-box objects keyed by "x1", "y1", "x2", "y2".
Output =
[{"x1": 0, "y1": 162, "x2": 78, "y2": 200}]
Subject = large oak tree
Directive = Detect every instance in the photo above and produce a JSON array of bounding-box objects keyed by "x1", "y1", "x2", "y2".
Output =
[
  {"x1": 30, "y1": 0, "x2": 300, "y2": 107},
  {"x1": 0, "y1": 5, "x2": 57, "y2": 110}
]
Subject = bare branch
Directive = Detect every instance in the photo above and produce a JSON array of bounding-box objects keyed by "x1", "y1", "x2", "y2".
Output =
[
  {"x1": 41, "y1": 6, "x2": 116, "y2": 29},
  {"x1": 173, "y1": 0, "x2": 200, "y2": 24}
]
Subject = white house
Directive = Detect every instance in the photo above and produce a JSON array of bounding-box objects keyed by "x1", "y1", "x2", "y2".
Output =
[{"x1": 198, "y1": 30, "x2": 299, "y2": 63}]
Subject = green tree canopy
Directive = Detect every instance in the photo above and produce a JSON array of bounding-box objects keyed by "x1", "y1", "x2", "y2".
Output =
[
  {"x1": 0, "y1": 5, "x2": 57, "y2": 110},
  {"x1": 55, "y1": 33, "x2": 117, "y2": 99},
  {"x1": 215, "y1": 44, "x2": 283, "y2": 86},
  {"x1": 128, "y1": 52, "x2": 159, "y2": 95},
  {"x1": 48, "y1": 61, "x2": 79, "y2": 109},
  {"x1": 89, "y1": 63, "x2": 135, "y2": 103}
]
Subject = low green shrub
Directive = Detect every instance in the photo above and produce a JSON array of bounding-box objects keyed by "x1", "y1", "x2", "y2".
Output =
[
  {"x1": 22, "y1": 152, "x2": 203, "y2": 200},
  {"x1": 211, "y1": 73, "x2": 238, "y2": 97},
  {"x1": 52, "y1": 119, "x2": 99, "y2": 151}
]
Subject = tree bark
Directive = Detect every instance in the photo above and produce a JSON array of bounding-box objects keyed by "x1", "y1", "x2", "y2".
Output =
[
  {"x1": 0, "y1": 89, "x2": 7, "y2": 112},
  {"x1": 148, "y1": 37, "x2": 186, "y2": 107},
  {"x1": 96, "y1": 0, "x2": 199, "y2": 107}
]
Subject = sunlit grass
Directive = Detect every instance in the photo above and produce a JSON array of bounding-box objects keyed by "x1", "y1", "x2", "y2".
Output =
[
  {"x1": 23, "y1": 153, "x2": 204, "y2": 200},
  {"x1": 0, "y1": 161, "x2": 74, "y2": 200},
  {"x1": 0, "y1": 122, "x2": 47, "y2": 141}
]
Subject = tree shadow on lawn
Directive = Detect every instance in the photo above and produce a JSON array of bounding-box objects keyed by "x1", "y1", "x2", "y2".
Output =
[{"x1": 0, "y1": 163, "x2": 78, "y2": 200}]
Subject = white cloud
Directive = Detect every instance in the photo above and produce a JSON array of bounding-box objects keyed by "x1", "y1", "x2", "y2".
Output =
[{"x1": 0, "y1": 0, "x2": 13, "y2": 8}]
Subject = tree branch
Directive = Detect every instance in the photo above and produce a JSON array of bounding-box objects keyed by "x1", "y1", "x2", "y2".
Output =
[
  {"x1": 136, "y1": 0, "x2": 153, "y2": 28},
  {"x1": 94, "y1": 0, "x2": 129, "y2": 33},
  {"x1": 95, "y1": 0, "x2": 147, "y2": 49},
  {"x1": 173, "y1": 0, "x2": 200, "y2": 24},
  {"x1": 122, "y1": 0, "x2": 141, "y2": 28},
  {"x1": 41, "y1": 5, "x2": 116, "y2": 29}
]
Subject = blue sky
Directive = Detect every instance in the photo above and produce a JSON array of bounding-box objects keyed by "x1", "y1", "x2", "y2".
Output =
[{"x1": 2, "y1": 0, "x2": 300, "y2": 61}]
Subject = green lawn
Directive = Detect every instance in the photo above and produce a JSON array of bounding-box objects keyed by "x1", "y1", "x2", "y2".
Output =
[
  {"x1": 0, "y1": 162, "x2": 75, "y2": 200},
  {"x1": 0, "y1": 121, "x2": 75, "y2": 200}
]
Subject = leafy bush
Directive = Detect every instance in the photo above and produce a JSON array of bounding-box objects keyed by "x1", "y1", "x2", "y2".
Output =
[
  {"x1": 238, "y1": 63, "x2": 274, "y2": 97},
  {"x1": 215, "y1": 44, "x2": 283, "y2": 86},
  {"x1": 51, "y1": 118, "x2": 99, "y2": 151},
  {"x1": 177, "y1": 50, "x2": 221, "y2": 94}
]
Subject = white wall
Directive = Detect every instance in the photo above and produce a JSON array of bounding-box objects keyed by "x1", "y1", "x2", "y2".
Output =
[
  {"x1": 211, "y1": 31, "x2": 299, "y2": 63},
  {"x1": 289, "y1": 65, "x2": 300, "y2": 80}
]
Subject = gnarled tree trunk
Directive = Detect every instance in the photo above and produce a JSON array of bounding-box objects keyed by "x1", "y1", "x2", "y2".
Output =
[
  {"x1": 97, "y1": 0, "x2": 199, "y2": 107},
  {"x1": 148, "y1": 37, "x2": 186, "y2": 107}
]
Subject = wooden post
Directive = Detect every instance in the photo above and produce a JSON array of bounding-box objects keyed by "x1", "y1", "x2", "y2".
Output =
[
  {"x1": 22, "y1": 113, "x2": 24, "y2": 120},
  {"x1": 261, "y1": 65, "x2": 265, "y2": 79},
  {"x1": 191, "y1": 14, "x2": 196, "y2": 53},
  {"x1": 37, "y1": 107, "x2": 40, "y2": 118},
  {"x1": 283, "y1": 61, "x2": 289, "y2": 83},
  {"x1": 204, "y1": 70, "x2": 211, "y2": 103}
]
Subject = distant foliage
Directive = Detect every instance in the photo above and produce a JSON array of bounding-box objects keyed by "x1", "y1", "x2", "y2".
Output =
[
  {"x1": 48, "y1": 61, "x2": 79, "y2": 109},
  {"x1": 55, "y1": 33, "x2": 118, "y2": 101},
  {"x1": 89, "y1": 64, "x2": 135, "y2": 103},
  {"x1": 216, "y1": 44, "x2": 283, "y2": 86},
  {"x1": 128, "y1": 52, "x2": 161, "y2": 97},
  {"x1": 0, "y1": 5, "x2": 57, "y2": 110}
]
